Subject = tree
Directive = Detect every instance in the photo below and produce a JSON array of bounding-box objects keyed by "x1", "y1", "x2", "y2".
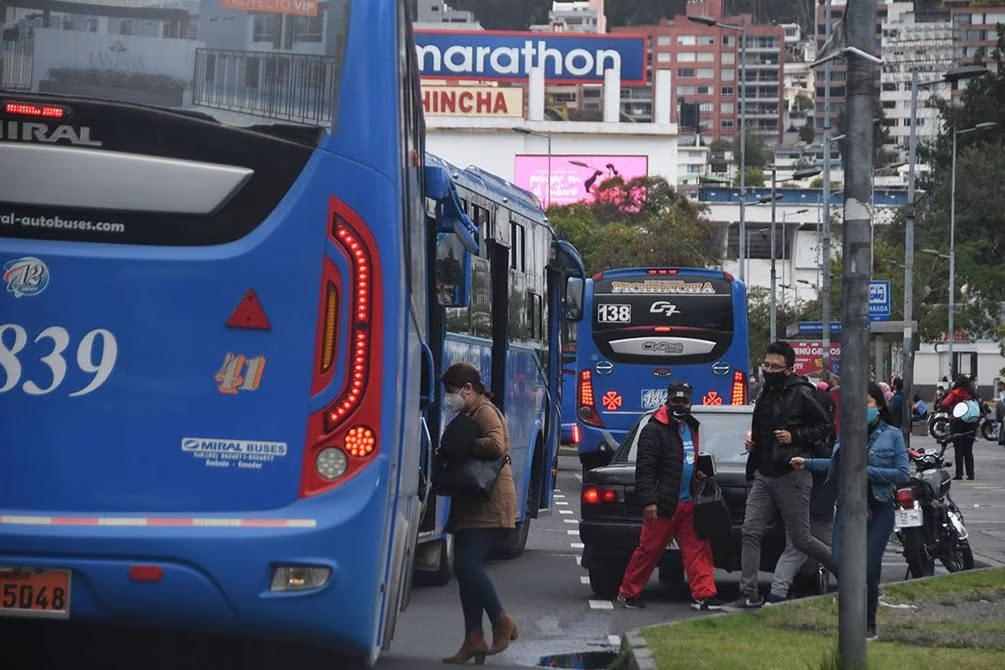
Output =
[
  {"x1": 798, "y1": 122, "x2": 816, "y2": 145},
  {"x1": 546, "y1": 176, "x2": 722, "y2": 275},
  {"x1": 794, "y1": 92, "x2": 815, "y2": 113}
]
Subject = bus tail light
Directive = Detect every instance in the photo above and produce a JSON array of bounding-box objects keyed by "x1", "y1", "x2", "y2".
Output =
[
  {"x1": 572, "y1": 423, "x2": 580, "y2": 445},
  {"x1": 302, "y1": 198, "x2": 384, "y2": 498},
  {"x1": 646, "y1": 268, "x2": 680, "y2": 275},
  {"x1": 270, "y1": 566, "x2": 331, "y2": 592},
  {"x1": 577, "y1": 370, "x2": 604, "y2": 427},
  {"x1": 731, "y1": 370, "x2": 747, "y2": 405}
]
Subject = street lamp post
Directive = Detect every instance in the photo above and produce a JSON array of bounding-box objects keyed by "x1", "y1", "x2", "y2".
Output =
[
  {"x1": 690, "y1": 14, "x2": 747, "y2": 282},
  {"x1": 768, "y1": 167, "x2": 821, "y2": 341},
  {"x1": 946, "y1": 121, "x2": 996, "y2": 379},
  {"x1": 511, "y1": 126, "x2": 552, "y2": 208},
  {"x1": 900, "y1": 65, "x2": 988, "y2": 441},
  {"x1": 820, "y1": 132, "x2": 844, "y2": 386}
]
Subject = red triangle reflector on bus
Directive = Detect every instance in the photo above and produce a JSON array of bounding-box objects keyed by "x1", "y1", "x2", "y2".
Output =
[{"x1": 226, "y1": 290, "x2": 271, "y2": 330}]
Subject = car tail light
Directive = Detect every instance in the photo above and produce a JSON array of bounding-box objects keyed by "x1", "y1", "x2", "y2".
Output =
[
  {"x1": 731, "y1": 370, "x2": 747, "y2": 405},
  {"x1": 895, "y1": 487, "x2": 915, "y2": 509},
  {"x1": 301, "y1": 198, "x2": 384, "y2": 498},
  {"x1": 582, "y1": 485, "x2": 620, "y2": 505},
  {"x1": 578, "y1": 370, "x2": 603, "y2": 427}
]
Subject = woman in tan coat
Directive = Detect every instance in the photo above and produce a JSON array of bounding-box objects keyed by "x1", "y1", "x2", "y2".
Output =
[{"x1": 440, "y1": 363, "x2": 519, "y2": 665}]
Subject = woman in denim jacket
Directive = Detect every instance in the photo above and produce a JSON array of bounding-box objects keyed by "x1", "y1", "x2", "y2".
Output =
[{"x1": 790, "y1": 383, "x2": 910, "y2": 639}]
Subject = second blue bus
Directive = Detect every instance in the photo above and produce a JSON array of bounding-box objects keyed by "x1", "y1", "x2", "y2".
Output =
[{"x1": 574, "y1": 267, "x2": 750, "y2": 473}]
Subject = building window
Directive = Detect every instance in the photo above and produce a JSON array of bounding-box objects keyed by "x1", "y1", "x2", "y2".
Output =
[
  {"x1": 657, "y1": 35, "x2": 671, "y2": 46},
  {"x1": 678, "y1": 52, "x2": 696, "y2": 62},
  {"x1": 697, "y1": 52, "x2": 715, "y2": 62},
  {"x1": 697, "y1": 35, "x2": 715, "y2": 46},
  {"x1": 721, "y1": 102, "x2": 734, "y2": 113},
  {"x1": 657, "y1": 52, "x2": 671, "y2": 63},
  {"x1": 722, "y1": 69, "x2": 734, "y2": 81},
  {"x1": 696, "y1": 68, "x2": 715, "y2": 79},
  {"x1": 721, "y1": 85, "x2": 734, "y2": 97},
  {"x1": 721, "y1": 52, "x2": 735, "y2": 64},
  {"x1": 697, "y1": 85, "x2": 711, "y2": 94},
  {"x1": 677, "y1": 68, "x2": 695, "y2": 78},
  {"x1": 677, "y1": 86, "x2": 697, "y2": 95},
  {"x1": 721, "y1": 119, "x2": 734, "y2": 130},
  {"x1": 678, "y1": 35, "x2": 696, "y2": 46},
  {"x1": 722, "y1": 35, "x2": 735, "y2": 47}
]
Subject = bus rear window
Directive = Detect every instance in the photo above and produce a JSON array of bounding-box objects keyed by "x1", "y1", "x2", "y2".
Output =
[{"x1": 590, "y1": 275, "x2": 734, "y2": 364}]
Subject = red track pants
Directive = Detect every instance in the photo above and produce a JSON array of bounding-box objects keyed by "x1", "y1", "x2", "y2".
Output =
[{"x1": 618, "y1": 499, "x2": 717, "y2": 600}]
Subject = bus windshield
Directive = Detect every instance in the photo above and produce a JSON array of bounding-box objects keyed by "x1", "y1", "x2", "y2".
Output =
[
  {"x1": 0, "y1": 0, "x2": 350, "y2": 129},
  {"x1": 591, "y1": 273, "x2": 735, "y2": 365}
]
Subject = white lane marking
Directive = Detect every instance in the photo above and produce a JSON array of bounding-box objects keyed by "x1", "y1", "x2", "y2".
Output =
[
  {"x1": 576, "y1": 556, "x2": 582, "y2": 565},
  {"x1": 554, "y1": 494, "x2": 566, "y2": 499},
  {"x1": 580, "y1": 576, "x2": 591, "y2": 585},
  {"x1": 564, "y1": 519, "x2": 578, "y2": 524},
  {"x1": 571, "y1": 542, "x2": 584, "y2": 549},
  {"x1": 567, "y1": 530, "x2": 579, "y2": 536},
  {"x1": 589, "y1": 600, "x2": 614, "y2": 610},
  {"x1": 556, "y1": 501, "x2": 569, "y2": 506},
  {"x1": 555, "y1": 489, "x2": 562, "y2": 493},
  {"x1": 608, "y1": 635, "x2": 622, "y2": 647},
  {"x1": 560, "y1": 510, "x2": 574, "y2": 515}
]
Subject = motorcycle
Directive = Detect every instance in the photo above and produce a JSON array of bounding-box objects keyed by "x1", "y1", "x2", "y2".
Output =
[
  {"x1": 928, "y1": 409, "x2": 950, "y2": 440},
  {"x1": 894, "y1": 432, "x2": 975, "y2": 578},
  {"x1": 979, "y1": 414, "x2": 1000, "y2": 442}
]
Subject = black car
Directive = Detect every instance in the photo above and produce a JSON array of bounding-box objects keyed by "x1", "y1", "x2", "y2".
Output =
[{"x1": 578, "y1": 405, "x2": 826, "y2": 599}]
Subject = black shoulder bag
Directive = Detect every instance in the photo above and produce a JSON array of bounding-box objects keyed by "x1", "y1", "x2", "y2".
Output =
[
  {"x1": 432, "y1": 408, "x2": 510, "y2": 500},
  {"x1": 693, "y1": 476, "x2": 731, "y2": 544}
]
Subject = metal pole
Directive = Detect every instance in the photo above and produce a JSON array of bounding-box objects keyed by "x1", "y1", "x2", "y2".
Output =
[
  {"x1": 901, "y1": 71, "x2": 920, "y2": 445},
  {"x1": 738, "y1": 20, "x2": 747, "y2": 283},
  {"x1": 838, "y1": 0, "x2": 875, "y2": 662},
  {"x1": 770, "y1": 169, "x2": 778, "y2": 342},
  {"x1": 821, "y1": 0, "x2": 833, "y2": 384},
  {"x1": 948, "y1": 128, "x2": 957, "y2": 380}
]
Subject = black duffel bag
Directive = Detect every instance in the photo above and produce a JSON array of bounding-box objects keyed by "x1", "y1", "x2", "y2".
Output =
[{"x1": 693, "y1": 478, "x2": 731, "y2": 544}]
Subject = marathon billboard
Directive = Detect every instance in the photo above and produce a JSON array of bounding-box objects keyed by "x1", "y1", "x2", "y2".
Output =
[{"x1": 414, "y1": 30, "x2": 647, "y2": 85}]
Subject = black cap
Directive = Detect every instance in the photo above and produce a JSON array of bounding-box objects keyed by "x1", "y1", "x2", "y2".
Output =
[{"x1": 667, "y1": 380, "x2": 693, "y2": 401}]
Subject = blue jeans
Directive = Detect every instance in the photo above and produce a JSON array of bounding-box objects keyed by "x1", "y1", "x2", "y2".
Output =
[
  {"x1": 453, "y1": 528, "x2": 504, "y2": 633},
  {"x1": 831, "y1": 501, "x2": 895, "y2": 629}
]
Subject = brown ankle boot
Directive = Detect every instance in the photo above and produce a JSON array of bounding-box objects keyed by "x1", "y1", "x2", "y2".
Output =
[
  {"x1": 488, "y1": 611, "x2": 518, "y2": 655},
  {"x1": 442, "y1": 631, "x2": 488, "y2": 665}
]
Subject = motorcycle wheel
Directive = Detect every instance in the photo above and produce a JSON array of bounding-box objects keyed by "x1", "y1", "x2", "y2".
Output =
[
  {"x1": 929, "y1": 416, "x2": 950, "y2": 440},
  {"x1": 980, "y1": 419, "x2": 998, "y2": 442},
  {"x1": 940, "y1": 538, "x2": 975, "y2": 572},
  {"x1": 901, "y1": 528, "x2": 935, "y2": 578}
]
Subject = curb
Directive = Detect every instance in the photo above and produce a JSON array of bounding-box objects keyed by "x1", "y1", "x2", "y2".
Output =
[{"x1": 621, "y1": 629, "x2": 657, "y2": 670}]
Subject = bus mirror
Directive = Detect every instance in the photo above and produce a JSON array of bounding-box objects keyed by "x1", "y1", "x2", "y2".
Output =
[
  {"x1": 425, "y1": 164, "x2": 479, "y2": 253},
  {"x1": 435, "y1": 232, "x2": 471, "y2": 307},
  {"x1": 563, "y1": 276, "x2": 584, "y2": 321}
]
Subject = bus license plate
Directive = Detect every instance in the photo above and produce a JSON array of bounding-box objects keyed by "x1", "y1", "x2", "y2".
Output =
[
  {"x1": 0, "y1": 569, "x2": 71, "y2": 619},
  {"x1": 895, "y1": 507, "x2": 922, "y2": 529}
]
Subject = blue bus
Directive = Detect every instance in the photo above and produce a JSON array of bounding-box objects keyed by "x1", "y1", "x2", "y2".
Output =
[
  {"x1": 575, "y1": 268, "x2": 750, "y2": 473},
  {"x1": 413, "y1": 155, "x2": 585, "y2": 584},
  {"x1": 0, "y1": 1, "x2": 555, "y2": 665}
]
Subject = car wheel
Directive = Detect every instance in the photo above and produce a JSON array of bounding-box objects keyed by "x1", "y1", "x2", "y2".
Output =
[{"x1": 588, "y1": 566, "x2": 624, "y2": 599}]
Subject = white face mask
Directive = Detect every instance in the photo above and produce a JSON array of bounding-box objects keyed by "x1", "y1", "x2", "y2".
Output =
[{"x1": 444, "y1": 392, "x2": 466, "y2": 413}]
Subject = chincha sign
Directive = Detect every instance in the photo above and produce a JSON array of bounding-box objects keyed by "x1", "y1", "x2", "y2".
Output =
[{"x1": 415, "y1": 30, "x2": 647, "y2": 84}]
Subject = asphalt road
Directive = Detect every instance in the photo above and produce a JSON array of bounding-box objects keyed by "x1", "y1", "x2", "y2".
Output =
[{"x1": 4, "y1": 437, "x2": 1000, "y2": 670}]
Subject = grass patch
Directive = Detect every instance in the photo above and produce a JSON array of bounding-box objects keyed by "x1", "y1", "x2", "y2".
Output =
[{"x1": 639, "y1": 568, "x2": 1005, "y2": 669}]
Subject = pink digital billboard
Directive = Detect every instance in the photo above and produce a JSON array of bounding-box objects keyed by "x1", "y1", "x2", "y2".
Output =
[{"x1": 514, "y1": 155, "x2": 649, "y2": 207}]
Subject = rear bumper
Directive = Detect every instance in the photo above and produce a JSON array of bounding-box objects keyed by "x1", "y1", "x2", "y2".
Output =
[{"x1": 0, "y1": 465, "x2": 390, "y2": 657}]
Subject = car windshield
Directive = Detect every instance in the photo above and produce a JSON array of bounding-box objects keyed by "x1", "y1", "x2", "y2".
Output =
[
  {"x1": 620, "y1": 409, "x2": 751, "y2": 469},
  {"x1": 0, "y1": 0, "x2": 350, "y2": 128}
]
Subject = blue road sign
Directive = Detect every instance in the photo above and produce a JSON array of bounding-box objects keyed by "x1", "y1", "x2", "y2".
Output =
[
  {"x1": 869, "y1": 280, "x2": 891, "y2": 321},
  {"x1": 799, "y1": 321, "x2": 843, "y2": 334}
]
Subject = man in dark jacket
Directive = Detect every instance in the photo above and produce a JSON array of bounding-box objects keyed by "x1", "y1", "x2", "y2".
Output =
[
  {"x1": 616, "y1": 381, "x2": 722, "y2": 611},
  {"x1": 726, "y1": 341, "x2": 834, "y2": 610}
]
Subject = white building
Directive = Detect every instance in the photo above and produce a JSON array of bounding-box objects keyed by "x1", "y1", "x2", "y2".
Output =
[
  {"x1": 530, "y1": 1, "x2": 606, "y2": 34},
  {"x1": 880, "y1": 1, "x2": 955, "y2": 162},
  {"x1": 414, "y1": 0, "x2": 481, "y2": 29}
]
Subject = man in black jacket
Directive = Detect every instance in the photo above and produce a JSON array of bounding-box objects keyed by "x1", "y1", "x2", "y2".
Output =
[
  {"x1": 726, "y1": 342, "x2": 834, "y2": 610},
  {"x1": 616, "y1": 381, "x2": 722, "y2": 611}
]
